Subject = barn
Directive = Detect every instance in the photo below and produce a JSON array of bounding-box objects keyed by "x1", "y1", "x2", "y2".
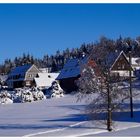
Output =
[{"x1": 56, "y1": 55, "x2": 97, "y2": 93}]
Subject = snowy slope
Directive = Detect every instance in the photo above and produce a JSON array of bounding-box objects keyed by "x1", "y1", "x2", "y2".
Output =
[
  {"x1": 0, "y1": 86, "x2": 140, "y2": 137},
  {"x1": 0, "y1": 94, "x2": 88, "y2": 137},
  {"x1": 88, "y1": 126, "x2": 140, "y2": 137}
]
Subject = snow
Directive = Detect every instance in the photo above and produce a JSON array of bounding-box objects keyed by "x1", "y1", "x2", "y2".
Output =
[
  {"x1": 0, "y1": 90, "x2": 13, "y2": 104},
  {"x1": 56, "y1": 57, "x2": 88, "y2": 80},
  {"x1": 0, "y1": 74, "x2": 8, "y2": 83},
  {"x1": 0, "y1": 97, "x2": 13, "y2": 104},
  {"x1": 0, "y1": 94, "x2": 88, "y2": 136},
  {"x1": 105, "y1": 51, "x2": 120, "y2": 68},
  {"x1": 13, "y1": 87, "x2": 46, "y2": 103},
  {"x1": 85, "y1": 126, "x2": 140, "y2": 137},
  {"x1": 49, "y1": 81, "x2": 64, "y2": 98},
  {"x1": 9, "y1": 64, "x2": 32, "y2": 75},
  {"x1": 111, "y1": 70, "x2": 130, "y2": 77},
  {"x1": 0, "y1": 80, "x2": 140, "y2": 136},
  {"x1": 0, "y1": 92, "x2": 139, "y2": 137},
  {"x1": 126, "y1": 57, "x2": 140, "y2": 67},
  {"x1": 34, "y1": 73, "x2": 59, "y2": 88},
  {"x1": 0, "y1": 87, "x2": 47, "y2": 104}
]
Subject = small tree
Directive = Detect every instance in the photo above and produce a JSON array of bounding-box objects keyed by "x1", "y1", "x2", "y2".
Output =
[{"x1": 76, "y1": 63, "x2": 130, "y2": 131}]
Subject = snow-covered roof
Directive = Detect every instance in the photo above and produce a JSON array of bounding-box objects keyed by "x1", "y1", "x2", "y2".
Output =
[
  {"x1": 105, "y1": 51, "x2": 121, "y2": 68},
  {"x1": 34, "y1": 73, "x2": 59, "y2": 88},
  {"x1": 56, "y1": 56, "x2": 88, "y2": 80},
  {"x1": 126, "y1": 57, "x2": 140, "y2": 66},
  {"x1": 9, "y1": 64, "x2": 32, "y2": 76},
  {"x1": 110, "y1": 51, "x2": 130, "y2": 70},
  {"x1": 7, "y1": 78, "x2": 25, "y2": 82},
  {"x1": 39, "y1": 68, "x2": 51, "y2": 73}
]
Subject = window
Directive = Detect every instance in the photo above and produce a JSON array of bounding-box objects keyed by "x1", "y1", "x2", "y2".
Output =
[
  {"x1": 26, "y1": 81, "x2": 30, "y2": 86},
  {"x1": 28, "y1": 74, "x2": 32, "y2": 78},
  {"x1": 122, "y1": 64, "x2": 125, "y2": 69},
  {"x1": 117, "y1": 63, "x2": 121, "y2": 69},
  {"x1": 117, "y1": 61, "x2": 125, "y2": 70}
]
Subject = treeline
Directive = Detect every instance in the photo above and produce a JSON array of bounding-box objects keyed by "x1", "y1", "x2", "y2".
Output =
[
  {"x1": 1, "y1": 35, "x2": 140, "y2": 74},
  {"x1": 0, "y1": 45, "x2": 88, "y2": 74}
]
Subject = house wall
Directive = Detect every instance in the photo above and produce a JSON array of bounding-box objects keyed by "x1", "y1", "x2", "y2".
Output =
[
  {"x1": 6, "y1": 81, "x2": 13, "y2": 89},
  {"x1": 111, "y1": 54, "x2": 131, "y2": 71},
  {"x1": 59, "y1": 76, "x2": 80, "y2": 93},
  {"x1": 7, "y1": 65, "x2": 40, "y2": 89},
  {"x1": 13, "y1": 81, "x2": 24, "y2": 88},
  {"x1": 25, "y1": 65, "x2": 40, "y2": 81},
  {"x1": 110, "y1": 70, "x2": 134, "y2": 77}
]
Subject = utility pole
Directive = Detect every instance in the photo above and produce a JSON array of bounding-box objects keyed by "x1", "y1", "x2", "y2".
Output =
[
  {"x1": 129, "y1": 50, "x2": 133, "y2": 118},
  {"x1": 107, "y1": 71, "x2": 112, "y2": 131}
]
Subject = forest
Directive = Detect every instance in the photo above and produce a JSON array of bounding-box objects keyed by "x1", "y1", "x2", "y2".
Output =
[{"x1": 1, "y1": 35, "x2": 140, "y2": 74}]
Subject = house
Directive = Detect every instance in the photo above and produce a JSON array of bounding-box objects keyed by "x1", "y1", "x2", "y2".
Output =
[
  {"x1": 56, "y1": 56, "x2": 97, "y2": 93},
  {"x1": 106, "y1": 51, "x2": 134, "y2": 78},
  {"x1": 56, "y1": 50, "x2": 138, "y2": 93},
  {"x1": 34, "y1": 72, "x2": 59, "y2": 89},
  {"x1": 7, "y1": 64, "x2": 40, "y2": 89}
]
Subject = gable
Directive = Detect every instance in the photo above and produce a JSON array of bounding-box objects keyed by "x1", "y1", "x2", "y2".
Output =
[
  {"x1": 27, "y1": 65, "x2": 40, "y2": 73},
  {"x1": 105, "y1": 51, "x2": 120, "y2": 68},
  {"x1": 25, "y1": 65, "x2": 40, "y2": 80},
  {"x1": 111, "y1": 53, "x2": 132, "y2": 71}
]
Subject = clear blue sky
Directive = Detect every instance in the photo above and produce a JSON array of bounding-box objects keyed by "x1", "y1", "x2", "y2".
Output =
[{"x1": 0, "y1": 4, "x2": 140, "y2": 64}]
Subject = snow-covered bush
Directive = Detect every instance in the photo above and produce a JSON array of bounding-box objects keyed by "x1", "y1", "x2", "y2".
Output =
[
  {"x1": 0, "y1": 86, "x2": 47, "y2": 104},
  {"x1": 47, "y1": 81, "x2": 64, "y2": 98},
  {"x1": 32, "y1": 87, "x2": 46, "y2": 101},
  {"x1": 21, "y1": 89, "x2": 34, "y2": 103},
  {"x1": 0, "y1": 90, "x2": 13, "y2": 104},
  {"x1": 13, "y1": 87, "x2": 46, "y2": 103}
]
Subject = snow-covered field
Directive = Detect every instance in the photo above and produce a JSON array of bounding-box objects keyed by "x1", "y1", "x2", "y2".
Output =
[
  {"x1": 0, "y1": 92, "x2": 140, "y2": 137},
  {"x1": 87, "y1": 126, "x2": 140, "y2": 137},
  {"x1": 0, "y1": 94, "x2": 87, "y2": 137},
  {"x1": 0, "y1": 80, "x2": 140, "y2": 137}
]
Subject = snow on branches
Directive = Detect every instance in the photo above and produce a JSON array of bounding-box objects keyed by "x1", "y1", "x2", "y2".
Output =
[{"x1": 76, "y1": 63, "x2": 130, "y2": 129}]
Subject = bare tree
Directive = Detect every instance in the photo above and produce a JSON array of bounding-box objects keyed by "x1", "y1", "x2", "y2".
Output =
[{"x1": 76, "y1": 63, "x2": 130, "y2": 131}]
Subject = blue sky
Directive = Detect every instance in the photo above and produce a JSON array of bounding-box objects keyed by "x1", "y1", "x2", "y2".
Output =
[{"x1": 0, "y1": 4, "x2": 140, "y2": 63}]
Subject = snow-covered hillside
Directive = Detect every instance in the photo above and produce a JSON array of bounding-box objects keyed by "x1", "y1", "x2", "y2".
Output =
[
  {"x1": 0, "y1": 92, "x2": 140, "y2": 137},
  {"x1": 0, "y1": 94, "x2": 87, "y2": 136}
]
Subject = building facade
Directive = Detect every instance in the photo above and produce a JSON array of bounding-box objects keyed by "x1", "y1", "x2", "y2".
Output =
[{"x1": 7, "y1": 64, "x2": 40, "y2": 89}]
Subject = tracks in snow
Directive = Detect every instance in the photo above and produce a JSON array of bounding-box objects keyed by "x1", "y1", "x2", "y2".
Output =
[{"x1": 23, "y1": 121, "x2": 86, "y2": 137}]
